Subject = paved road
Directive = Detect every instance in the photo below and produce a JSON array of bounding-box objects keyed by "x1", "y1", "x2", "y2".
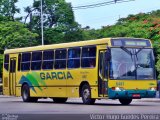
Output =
[{"x1": 0, "y1": 95, "x2": 160, "y2": 114}]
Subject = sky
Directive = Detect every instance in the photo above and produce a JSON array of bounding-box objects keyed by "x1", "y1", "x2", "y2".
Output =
[{"x1": 16, "y1": 0, "x2": 160, "y2": 29}]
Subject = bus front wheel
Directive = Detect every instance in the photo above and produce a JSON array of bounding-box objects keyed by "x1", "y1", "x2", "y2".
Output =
[
  {"x1": 119, "y1": 98, "x2": 132, "y2": 105},
  {"x1": 21, "y1": 84, "x2": 38, "y2": 102},
  {"x1": 81, "y1": 84, "x2": 95, "y2": 105}
]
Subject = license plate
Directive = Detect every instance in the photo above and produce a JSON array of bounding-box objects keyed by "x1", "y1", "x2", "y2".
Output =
[{"x1": 132, "y1": 94, "x2": 140, "y2": 98}]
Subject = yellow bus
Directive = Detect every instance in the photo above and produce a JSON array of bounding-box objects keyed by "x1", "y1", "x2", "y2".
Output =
[{"x1": 3, "y1": 38, "x2": 157, "y2": 105}]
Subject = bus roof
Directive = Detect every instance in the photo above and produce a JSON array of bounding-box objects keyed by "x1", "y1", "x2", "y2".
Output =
[
  {"x1": 4, "y1": 37, "x2": 151, "y2": 54},
  {"x1": 4, "y1": 38, "x2": 110, "y2": 54}
]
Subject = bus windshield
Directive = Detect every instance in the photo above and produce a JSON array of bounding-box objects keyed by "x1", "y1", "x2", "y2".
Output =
[{"x1": 109, "y1": 48, "x2": 155, "y2": 80}]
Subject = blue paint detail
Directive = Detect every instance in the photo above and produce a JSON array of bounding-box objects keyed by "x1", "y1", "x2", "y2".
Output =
[
  {"x1": 19, "y1": 75, "x2": 36, "y2": 93},
  {"x1": 108, "y1": 88, "x2": 156, "y2": 99}
]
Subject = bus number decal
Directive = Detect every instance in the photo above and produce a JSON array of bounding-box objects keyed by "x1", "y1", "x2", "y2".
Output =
[{"x1": 116, "y1": 82, "x2": 124, "y2": 87}]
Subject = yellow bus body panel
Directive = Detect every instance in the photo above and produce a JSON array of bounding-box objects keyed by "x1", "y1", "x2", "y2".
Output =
[{"x1": 108, "y1": 80, "x2": 157, "y2": 90}]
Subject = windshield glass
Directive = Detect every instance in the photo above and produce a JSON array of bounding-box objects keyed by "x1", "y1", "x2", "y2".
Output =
[
  {"x1": 110, "y1": 48, "x2": 155, "y2": 80},
  {"x1": 136, "y1": 49, "x2": 155, "y2": 79}
]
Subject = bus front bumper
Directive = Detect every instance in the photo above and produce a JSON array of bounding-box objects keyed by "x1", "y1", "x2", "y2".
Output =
[{"x1": 108, "y1": 89, "x2": 156, "y2": 99}]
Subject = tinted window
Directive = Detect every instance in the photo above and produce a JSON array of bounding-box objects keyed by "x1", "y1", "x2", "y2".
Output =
[
  {"x1": 82, "y1": 46, "x2": 96, "y2": 57},
  {"x1": 68, "y1": 48, "x2": 80, "y2": 68},
  {"x1": 18, "y1": 54, "x2": 21, "y2": 71},
  {"x1": 31, "y1": 51, "x2": 42, "y2": 70},
  {"x1": 10, "y1": 60, "x2": 16, "y2": 73},
  {"x1": 55, "y1": 49, "x2": 66, "y2": 59},
  {"x1": 4, "y1": 54, "x2": 9, "y2": 71},
  {"x1": 82, "y1": 46, "x2": 96, "y2": 68},
  {"x1": 55, "y1": 49, "x2": 66, "y2": 69},
  {"x1": 43, "y1": 50, "x2": 54, "y2": 60},
  {"x1": 22, "y1": 53, "x2": 31, "y2": 62},
  {"x1": 21, "y1": 52, "x2": 31, "y2": 71},
  {"x1": 42, "y1": 50, "x2": 54, "y2": 70}
]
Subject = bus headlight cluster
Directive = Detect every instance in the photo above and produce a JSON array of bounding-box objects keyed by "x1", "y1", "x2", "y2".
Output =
[
  {"x1": 149, "y1": 87, "x2": 156, "y2": 91},
  {"x1": 112, "y1": 87, "x2": 124, "y2": 91},
  {"x1": 115, "y1": 87, "x2": 121, "y2": 91}
]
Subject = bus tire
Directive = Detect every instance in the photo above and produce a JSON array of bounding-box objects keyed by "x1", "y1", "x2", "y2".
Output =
[
  {"x1": 81, "y1": 84, "x2": 95, "y2": 105},
  {"x1": 119, "y1": 98, "x2": 132, "y2": 105},
  {"x1": 53, "y1": 98, "x2": 68, "y2": 103},
  {"x1": 21, "y1": 84, "x2": 38, "y2": 102}
]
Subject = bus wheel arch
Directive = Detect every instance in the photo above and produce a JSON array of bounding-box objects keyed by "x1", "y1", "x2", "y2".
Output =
[
  {"x1": 79, "y1": 81, "x2": 96, "y2": 104},
  {"x1": 21, "y1": 83, "x2": 38, "y2": 102},
  {"x1": 79, "y1": 81, "x2": 89, "y2": 97}
]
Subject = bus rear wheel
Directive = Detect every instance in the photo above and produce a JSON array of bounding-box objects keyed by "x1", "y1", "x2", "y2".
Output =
[
  {"x1": 119, "y1": 98, "x2": 132, "y2": 105},
  {"x1": 81, "y1": 84, "x2": 95, "y2": 105},
  {"x1": 21, "y1": 84, "x2": 38, "y2": 102},
  {"x1": 53, "y1": 98, "x2": 68, "y2": 103}
]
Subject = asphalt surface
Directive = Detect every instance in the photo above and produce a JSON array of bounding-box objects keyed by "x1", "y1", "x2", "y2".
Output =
[{"x1": 0, "y1": 95, "x2": 160, "y2": 114}]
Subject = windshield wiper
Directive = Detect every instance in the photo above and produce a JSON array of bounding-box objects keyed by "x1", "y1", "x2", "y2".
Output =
[
  {"x1": 134, "y1": 47, "x2": 145, "y2": 60},
  {"x1": 120, "y1": 46, "x2": 133, "y2": 61},
  {"x1": 121, "y1": 47, "x2": 145, "y2": 61}
]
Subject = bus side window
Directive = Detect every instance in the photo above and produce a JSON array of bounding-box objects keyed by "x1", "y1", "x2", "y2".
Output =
[
  {"x1": 42, "y1": 50, "x2": 54, "y2": 70},
  {"x1": 21, "y1": 52, "x2": 31, "y2": 71},
  {"x1": 55, "y1": 49, "x2": 66, "y2": 69},
  {"x1": 4, "y1": 54, "x2": 9, "y2": 71},
  {"x1": 81, "y1": 46, "x2": 96, "y2": 68},
  {"x1": 31, "y1": 51, "x2": 42, "y2": 70},
  {"x1": 68, "y1": 47, "x2": 80, "y2": 69}
]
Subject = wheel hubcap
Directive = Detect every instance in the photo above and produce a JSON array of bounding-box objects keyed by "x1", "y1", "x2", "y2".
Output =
[
  {"x1": 83, "y1": 89, "x2": 90, "y2": 100},
  {"x1": 23, "y1": 89, "x2": 27, "y2": 100}
]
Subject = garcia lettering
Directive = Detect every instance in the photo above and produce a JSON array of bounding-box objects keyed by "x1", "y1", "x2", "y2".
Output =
[{"x1": 40, "y1": 71, "x2": 73, "y2": 80}]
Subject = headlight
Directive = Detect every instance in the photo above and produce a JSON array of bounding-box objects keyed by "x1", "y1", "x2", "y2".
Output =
[
  {"x1": 115, "y1": 87, "x2": 121, "y2": 91},
  {"x1": 112, "y1": 87, "x2": 124, "y2": 91},
  {"x1": 149, "y1": 87, "x2": 156, "y2": 91}
]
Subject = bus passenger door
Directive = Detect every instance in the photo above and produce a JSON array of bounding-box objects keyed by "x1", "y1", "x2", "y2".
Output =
[
  {"x1": 9, "y1": 58, "x2": 17, "y2": 95},
  {"x1": 98, "y1": 50, "x2": 108, "y2": 97}
]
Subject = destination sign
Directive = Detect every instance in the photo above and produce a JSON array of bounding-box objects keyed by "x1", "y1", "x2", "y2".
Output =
[
  {"x1": 111, "y1": 39, "x2": 151, "y2": 47},
  {"x1": 125, "y1": 41, "x2": 147, "y2": 46}
]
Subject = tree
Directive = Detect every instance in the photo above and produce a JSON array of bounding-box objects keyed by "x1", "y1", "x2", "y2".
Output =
[
  {"x1": 0, "y1": 54, "x2": 2, "y2": 78},
  {"x1": 0, "y1": 21, "x2": 38, "y2": 50},
  {"x1": 25, "y1": 0, "x2": 75, "y2": 28},
  {"x1": 0, "y1": 0, "x2": 20, "y2": 21},
  {"x1": 24, "y1": 0, "x2": 83, "y2": 44}
]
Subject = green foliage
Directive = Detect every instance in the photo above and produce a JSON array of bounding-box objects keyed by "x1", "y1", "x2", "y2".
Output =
[
  {"x1": 156, "y1": 55, "x2": 160, "y2": 79},
  {"x1": 0, "y1": 21, "x2": 38, "y2": 51},
  {"x1": 44, "y1": 28, "x2": 64, "y2": 44},
  {"x1": 0, "y1": 0, "x2": 20, "y2": 21},
  {"x1": 24, "y1": 0, "x2": 83, "y2": 44},
  {"x1": 81, "y1": 28, "x2": 101, "y2": 40},
  {"x1": 0, "y1": 54, "x2": 3, "y2": 78}
]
